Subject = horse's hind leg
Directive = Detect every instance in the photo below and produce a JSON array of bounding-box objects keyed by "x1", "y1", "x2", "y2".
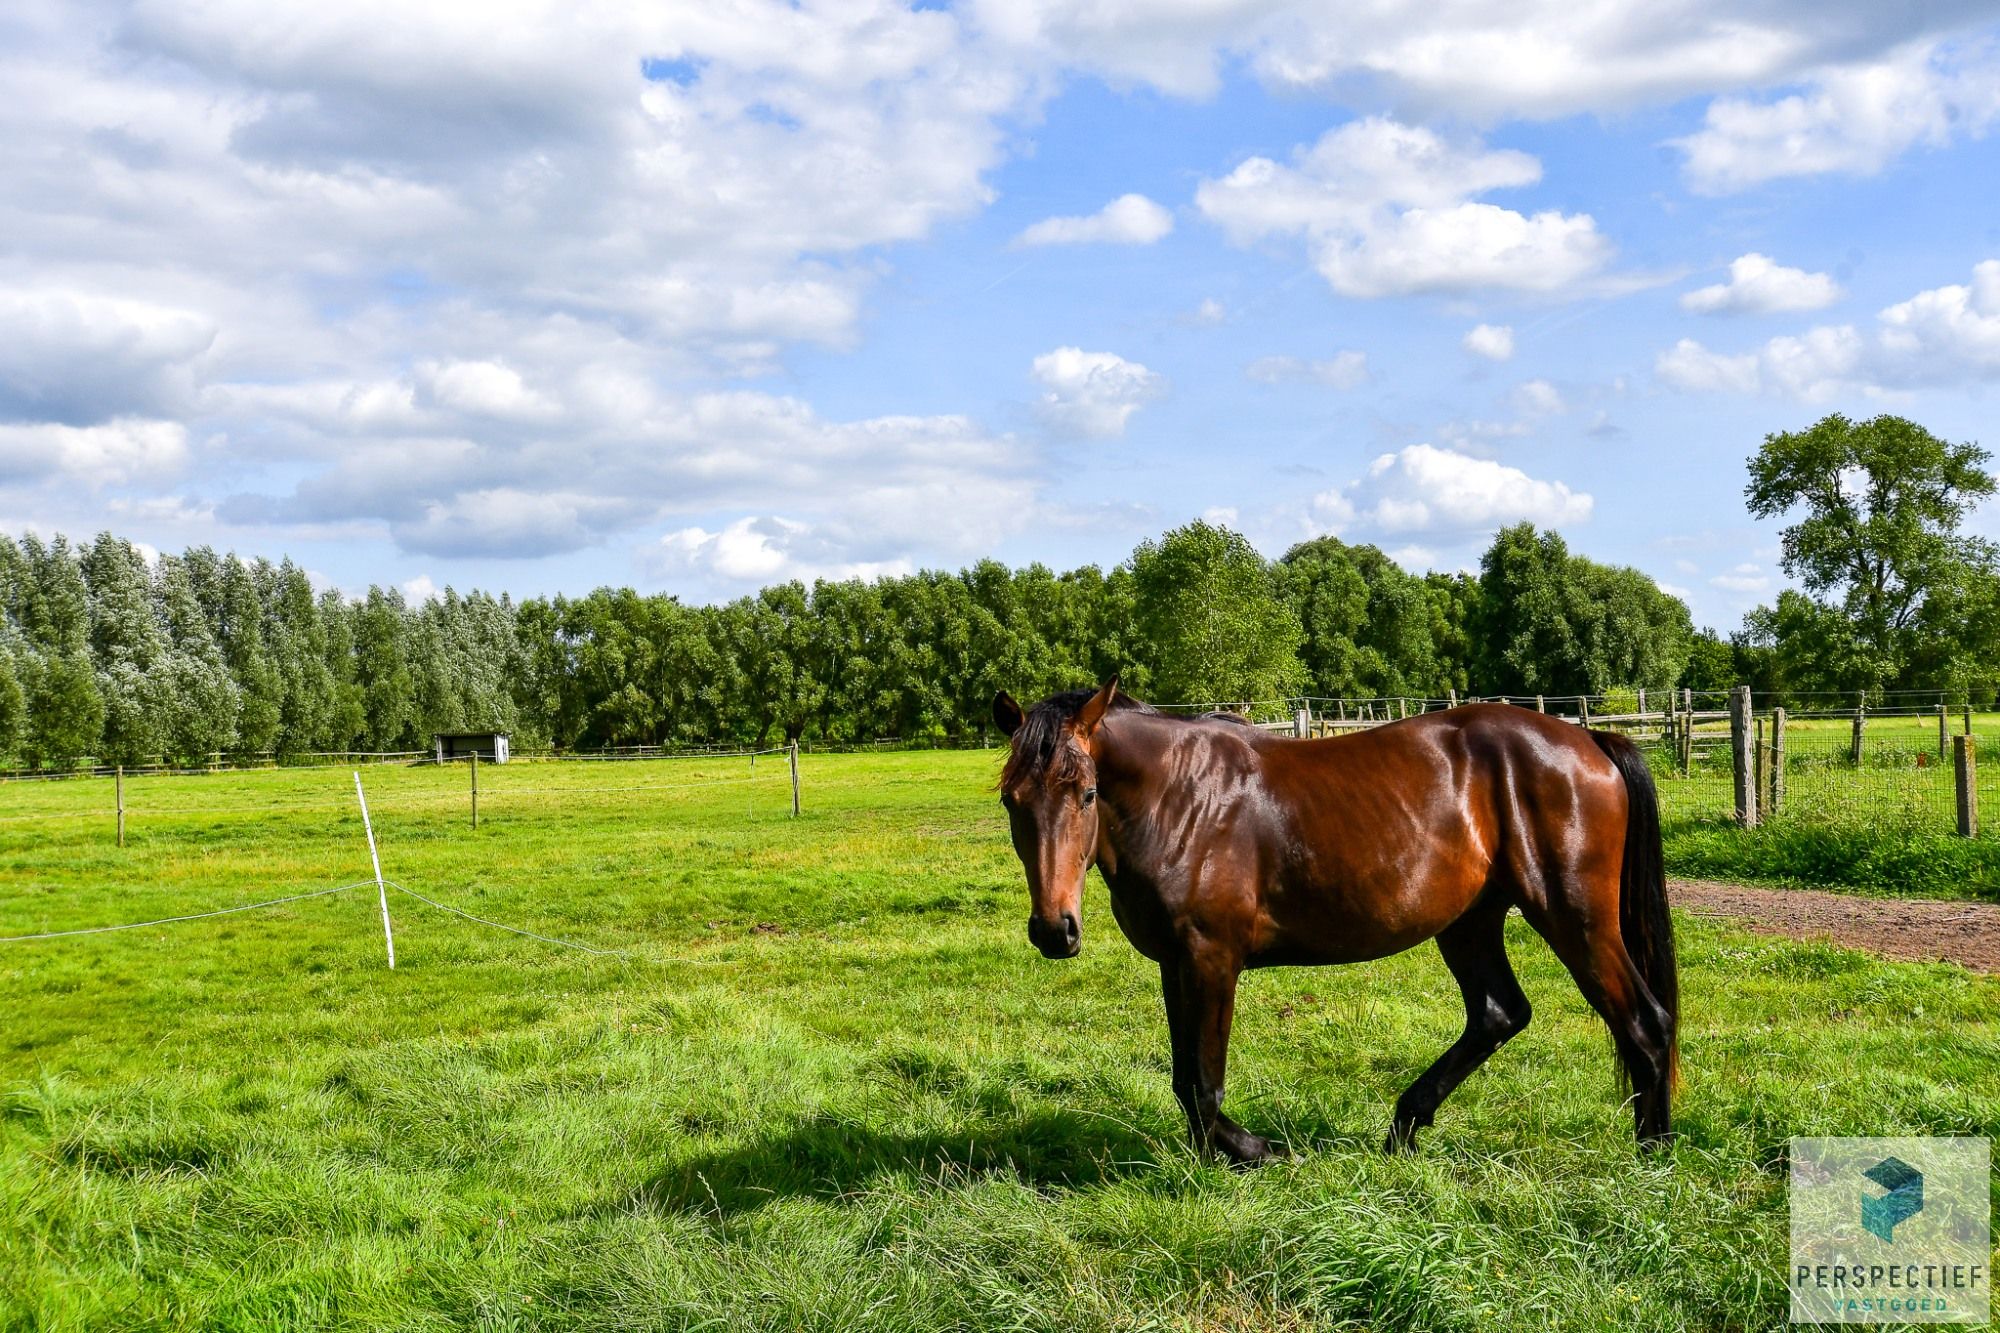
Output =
[
  {"x1": 1385, "y1": 898, "x2": 1532, "y2": 1153},
  {"x1": 1519, "y1": 904, "x2": 1675, "y2": 1148}
]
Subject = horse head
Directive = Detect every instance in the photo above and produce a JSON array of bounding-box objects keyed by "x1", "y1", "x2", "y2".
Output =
[{"x1": 992, "y1": 677, "x2": 1119, "y2": 958}]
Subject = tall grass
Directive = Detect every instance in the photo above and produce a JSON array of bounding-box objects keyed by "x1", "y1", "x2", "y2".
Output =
[{"x1": 1, "y1": 752, "x2": 1995, "y2": 1329}]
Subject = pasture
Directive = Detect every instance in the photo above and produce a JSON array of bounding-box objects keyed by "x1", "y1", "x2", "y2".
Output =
[{"x1": 2, "y1": 751, "x2": 1996, "y2": 1330}]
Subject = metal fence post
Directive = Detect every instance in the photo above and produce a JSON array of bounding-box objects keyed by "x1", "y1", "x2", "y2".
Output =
[
  {"x1": 1770, "y1": 707, "x2": 1786, "y2": 816},
  {"x1": 1938, "y1": 704, "x2": 1949, "y2": 759},
  {"x1": 789, "y1": 741, "x2": 801, "y2": 817},
  {"x1": 1954, "y1": 735, "x2": 1977, "y2": 838},
  {"x1": 116, "y1": 764, "x2": 125, "y2": 847},
  {"x1": 471, "y1": 752, "x2": 479, "y2": 829},
  {"x1": 1851, "y1": 691, "x2": 1867, "y2": 766},
  {"x1": 1730, "y1": 685, "x2": 1758, "y2": 828}
]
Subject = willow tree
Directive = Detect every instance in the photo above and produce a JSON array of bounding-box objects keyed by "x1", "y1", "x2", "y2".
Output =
[{"x1": 1130, "y1": 521, "x2": 1303, "y2": 706}]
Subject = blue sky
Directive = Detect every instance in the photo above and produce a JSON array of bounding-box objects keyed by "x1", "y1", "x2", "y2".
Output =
[{"x1": 3, "y1": 2, "x2": 1999, "y2": 631}]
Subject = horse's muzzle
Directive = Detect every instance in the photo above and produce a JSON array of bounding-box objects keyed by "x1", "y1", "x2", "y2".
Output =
[{"x1": 1028, "y1": 911, "x2": 1080, "y2": 959}]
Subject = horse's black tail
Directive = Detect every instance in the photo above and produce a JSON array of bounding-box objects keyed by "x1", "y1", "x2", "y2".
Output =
[{"x1": 1589, "y1": 729, "x2": 1679, "y2": 1091}]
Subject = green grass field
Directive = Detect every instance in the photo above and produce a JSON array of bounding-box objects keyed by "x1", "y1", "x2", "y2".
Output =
[{"x1": 2, "y1": 753, "x2": 1997, "y2": 1330}]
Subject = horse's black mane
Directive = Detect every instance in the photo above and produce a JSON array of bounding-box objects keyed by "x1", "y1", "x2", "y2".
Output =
[{"x1": 1001, "y1": 688, "x2": 1158, "y2": 786}]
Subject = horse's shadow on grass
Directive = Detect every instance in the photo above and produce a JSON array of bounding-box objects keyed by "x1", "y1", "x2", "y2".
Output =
[{"x1": 613, "y1": 1108, "x2": 1174, "y2": 1218}]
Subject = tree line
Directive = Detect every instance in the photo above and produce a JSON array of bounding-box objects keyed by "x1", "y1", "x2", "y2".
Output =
[
  {"x1": 0, "y1": 520, "x2": 1693, "y2": 766},
  {"x1": 0, "y1": 413, "x2": 1988, "y2": 767}
]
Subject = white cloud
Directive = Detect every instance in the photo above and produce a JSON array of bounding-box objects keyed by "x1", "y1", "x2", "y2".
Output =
[
  {"x1": 1877, "y1": 258, "x2": 2000, "y2": 376},
  {"x1": 1676, "y1": 44, "x2": 2000, "y2": 194},
  {"x1": 1244, "y1": 350, "x2": 1368, "y2": 388},
  {"x1": 415, "y1": 360, "x2": 559, "y2": 421},
  {"x1": 1512, "y1": 378, "x2": 1566, "y2": 415},
  {"x1": 1462, "y1": 323, "x2": 1515, "y2": 361},
  {"x1": 401, "y1": 574, "x2": 440, "y2": 604},
  {"x1": 0, "y1": 287, "x2": 217, "y2": 423},
  {"x1": 1015, "y1": 193, "x2": 1174, "y2": 247},
  {"x1": 968, "y1": 1, "x2": 1975, "y2": 121},
  {"x1": 1317, "y1": 443, "x2": 1592, "y2": 537},
  {"x1": 1190, "y1": 297, "x2": 1228, "y2": 325},
  {"x1": 1657, "y1": 259, "x2": 2000, "y2": 399},
  {"x1": 1030, "y1": 347, "x2": 1163, "y2": 438},
  {"x1": 1195, "y1": 117, "x2": 1613, "y2": 298},
  {"x1": 1656, "y1": 338, "x2": 1763, "y2": 394},
  {"x1": 1709, "y1": 563, "x2": 1772, "y2": 594},
  {"x1": 648, "y1": 515, "x2": 914, "y2": 588},
  {"x1": 0, "y1": 418, "x2": 190, "y2": 484},
  {"x1": 1200, "y1": 505, "x2": 1240, "y2": 528},
  {"x1": 1680, "y1": 254, "x2": 1841, "y2": 314}
]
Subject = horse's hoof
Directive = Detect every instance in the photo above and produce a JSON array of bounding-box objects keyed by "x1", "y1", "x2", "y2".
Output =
[
  {"x1": 1383, "y1": 1125, "x2": 1419, "y2": 1155},
  {"x1": 1219, "y1": 1132, "x2": 1286, "y2": 1168}
]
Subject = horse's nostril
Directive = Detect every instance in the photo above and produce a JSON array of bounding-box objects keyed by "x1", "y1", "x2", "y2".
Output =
[{"x1": 1062, "y1": 912, "x2": 1080, "y2": 946}]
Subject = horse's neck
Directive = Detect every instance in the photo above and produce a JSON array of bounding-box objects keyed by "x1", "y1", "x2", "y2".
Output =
[{"x1": 1093, "y1": 712, "x2": 1178, "y2": 870}]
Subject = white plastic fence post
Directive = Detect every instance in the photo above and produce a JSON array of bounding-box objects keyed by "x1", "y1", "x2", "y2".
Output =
[{"x1": 353, "y1": 771, "x2": 395, "y2": 969}]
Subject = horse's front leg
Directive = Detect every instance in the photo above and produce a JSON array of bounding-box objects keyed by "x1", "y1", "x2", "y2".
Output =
[{"x1": 1161, "y1": 950, "x2": 1279, "y2": 1166}]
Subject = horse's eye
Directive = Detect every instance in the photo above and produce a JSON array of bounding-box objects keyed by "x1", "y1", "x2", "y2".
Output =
[{"x1": 1082, "y1": 787, "x2": 1097, "y2": 806}]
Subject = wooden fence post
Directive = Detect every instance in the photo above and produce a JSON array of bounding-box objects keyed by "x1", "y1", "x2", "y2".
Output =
[
  {"x1": 1535, "y1": 695, "x2": 1545, "y2": 714},
  {"x1": 116, "y1": 764, "x2": 125, "y2": 847},
  {"x1": 1754, "y1": 714, "x2": 1765, "y2": 816},
  {"x1": 1730, "y1": 685, "x2": 1758, "y2": 828},
  {"x1": 1448, "y1": 689, "x2": 1458, "y2": 708},
  {"x1": 1770, "y1": 707, "x2": 1786, "y2": 816},
  {"x1": 1295, "y1": 708, "x2": 1310, "y2": 739},
  {"x1": 789, "y1": 741, "x2": 801, "y2": 817},
  {"x1": 1579, "y1": 696, "x2": 1591, "y2": 726},
  {"x1": 1954, "y1": 735, "x2": 1977, "y2": 838},
  {"x1": 1938, "y1": 704, "x2": 1949, "y2": 759},
  {"x1": 1850, "y1": 692, "x2": 1867, "y2": 766}
]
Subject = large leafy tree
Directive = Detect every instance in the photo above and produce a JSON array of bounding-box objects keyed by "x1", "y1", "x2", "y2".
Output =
[
  {"x1": 1745, "y1": 413, "x2": 1996, "y2": 687},
  {"x1": 1131, "y1": 521, "x2": 1304, "y2": 705},
  {"x1": 1281, "y1": 536, "x2": 1456, "y2": 698},
  {"x1": 1473, "y1": 524, "x2": 1690, "y2": 696}
]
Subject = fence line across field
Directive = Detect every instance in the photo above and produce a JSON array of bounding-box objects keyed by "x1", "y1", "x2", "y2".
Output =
[
  {"x1": 0, "y1": 874, "x2": 644, "y2": 960},
  {"x1": 0, "y1": 743, "x2": 803, "y2": 842}
]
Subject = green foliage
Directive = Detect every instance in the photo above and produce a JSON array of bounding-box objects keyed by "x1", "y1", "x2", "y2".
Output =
[
  {"x1": 1132, "y1": 521, "x2": 1304, "y2": 703},
  {"x1": 1474, "y1": 524, "x2": 1692, "y2": 696},
  {"x1": 1744, "y1": 413, "x2": 1998, "y2": 692},
  {"x1": 1280, "y1": 536, "x2": 1466, "y2": 697},
  {"x1": 0, "y1": 520, "x2": 1710, "y2": 767},
  {"x1": 1663, "y1": 819, "x2": 2000, "y2": 900}
]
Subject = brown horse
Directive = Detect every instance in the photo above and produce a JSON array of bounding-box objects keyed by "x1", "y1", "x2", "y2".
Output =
[{"x1": 992, "y1": 679, "x2": 1677, "y2": 1164}]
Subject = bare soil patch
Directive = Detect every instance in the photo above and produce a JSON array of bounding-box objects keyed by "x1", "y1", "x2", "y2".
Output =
[{"x1": 1672, "y1": 879, "x2": 2000, "y2": 974}]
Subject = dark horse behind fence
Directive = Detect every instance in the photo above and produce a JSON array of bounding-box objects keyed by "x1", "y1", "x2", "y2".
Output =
[{"x1": 992, "y1": 679, "x2": 1677, "y2": 1164}]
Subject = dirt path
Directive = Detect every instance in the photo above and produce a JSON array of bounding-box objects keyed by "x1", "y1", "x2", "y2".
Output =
[{"x1": 1671, "y1": 879, "x2": 2000, "y2": 974}]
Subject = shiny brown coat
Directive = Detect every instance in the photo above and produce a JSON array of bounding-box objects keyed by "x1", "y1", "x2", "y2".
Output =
[{"x1": 995, "y1": 680, "x2": 1678, "y2": 1162}]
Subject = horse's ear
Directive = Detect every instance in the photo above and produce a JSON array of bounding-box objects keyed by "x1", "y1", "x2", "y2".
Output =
[
  {"x1": 993, "y1": 691, "x2": 1025, "y2": 737},
  {"x1": 1076, "y1": 676, "x2": 1119, "y2": 735}
]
